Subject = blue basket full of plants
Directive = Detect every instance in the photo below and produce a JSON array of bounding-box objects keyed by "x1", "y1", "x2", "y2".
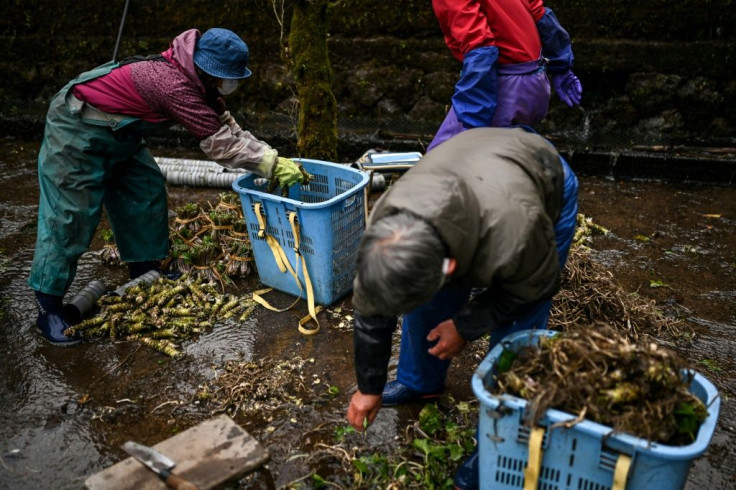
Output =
[{"x1": 472, "y1": 328, "x2": 720, "y2": 490}]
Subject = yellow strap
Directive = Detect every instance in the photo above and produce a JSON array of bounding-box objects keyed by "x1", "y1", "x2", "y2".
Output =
[
  {"x1": 250, "y1": 205, "x2": 321, "y2": 334},
  {"x1": 612, "y1": 454, "x2": 632, "y2": 490},
  {"x1": 254, "y1": 203, "x2": 288, "y2": 274},
  {"x1": 252, "y1": 287, "x2": 301, "y2": 312},
  {"x1": 253, "y1": 203, "x2": 304, "y2": 308},
  {"x1": 288, "y1": 212, "x2": 320, "y2": 335},
  {"x1": 523, "y1": 427, "x2": 545, "y2": 490},
  {"x1": 299, "y1": 307, "x2": 323, "y2": 335}
]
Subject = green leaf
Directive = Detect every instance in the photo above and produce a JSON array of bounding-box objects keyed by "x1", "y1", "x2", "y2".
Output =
[
  {"x1": 335, "y1": 425, "x2": 356, "y2": 442},
  {"x1": 448, "y1": 444, "x2": 465, "y2": 461},
  {"x1": 412, "y1": 438, "x2": 446, "y2": 459},
  {"x1": 312, "y1": 473, "x2": 327, "y2": 488},
  {"x1": 634, "y1": 234, "x2": 650, "y2": 242},
  {"x1": 674, "y1": 401, "x2": 707, "y2": 441},
  {"x1": 496, "y1": 349, "x2": 518, "y2": 373},
  {"x1": 649, "y1": 279, "x2": 668, "y2": 288},
  {"x1": 699, "y1": 358, "x2": 722, "y2": 373},
  {"x1": 418, "y1": 403, "x2": 442, "y2": 435},
  {"x1": 413, "y1": 438, "x2": 430, "y2": 455},
  {"x1": 352, "y1": 459, "x2": 368, "y2": 474}
]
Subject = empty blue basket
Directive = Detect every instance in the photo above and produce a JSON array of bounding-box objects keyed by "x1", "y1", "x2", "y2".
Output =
[
  {"x1": 473, "y1": 329, "x2": 721, "y2": 490},
  {"x1": 232, "y1": 159, "x2": 369, "y2": 306}
]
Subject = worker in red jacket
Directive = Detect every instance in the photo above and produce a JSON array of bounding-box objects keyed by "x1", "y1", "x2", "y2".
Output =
[{"x1": 427, "y1": 0, "x2": 582, "y2": 151}]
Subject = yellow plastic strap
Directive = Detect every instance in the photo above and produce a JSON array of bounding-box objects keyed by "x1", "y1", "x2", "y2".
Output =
[
  {"x1": 288, "y1": 212, "x2": 320, "y2": 335},
  {"x1": 299, "y1": 307, "x2": 323, "y2": 335},
  {"x1": 254, "y1": 203, "x2": 302, "y2": 286},
  {"x1": 612, "y1": 454, "x2": 632, "y2": 490},
  {"x1": 252, "y1": 287, "x2": 300, "y2": 312},
  {"x1": 523, "y1": 427, "x2": 545, "y2": 490},
  {"x1": 249, "y1": 207, "x2": 321, "y2": 334},
  {"x1": 252, "y1": 203, "x2": 304, "y2": 314},
  {"x1": 254, "y1": 203, "x2": 287, "y2": 274}
]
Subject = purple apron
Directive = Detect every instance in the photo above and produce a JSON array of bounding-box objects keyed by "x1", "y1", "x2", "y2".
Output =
[{"x1": 427, "y1": 59, "x2": 550, "y2": 152}]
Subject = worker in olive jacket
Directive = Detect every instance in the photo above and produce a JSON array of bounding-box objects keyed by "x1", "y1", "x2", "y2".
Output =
[{"x1": 346, "y1": 127, "x2": 578, "y2": 489}]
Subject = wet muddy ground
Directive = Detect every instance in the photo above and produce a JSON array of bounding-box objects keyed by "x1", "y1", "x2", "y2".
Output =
[{"x1": 0, "y1": 139, "x2": 734, "y2": 489}]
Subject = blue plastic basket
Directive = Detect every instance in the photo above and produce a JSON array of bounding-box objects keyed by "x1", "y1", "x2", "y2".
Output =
[
  {"x1": 472, "y1": 329, "x2": 721, "y2": 490},
  {"x1": 232, "y1": 159, "x2": 369, "y2": 306}
]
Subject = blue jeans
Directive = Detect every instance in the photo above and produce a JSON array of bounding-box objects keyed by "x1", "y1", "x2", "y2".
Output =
[{"x1": 396, "y1": 157, "x2": 579, "y2": 393}]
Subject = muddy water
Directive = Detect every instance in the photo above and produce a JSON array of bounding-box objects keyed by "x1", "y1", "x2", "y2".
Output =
[{"x1": 0, "y1": 140, "x2": 734, "y2": 489}]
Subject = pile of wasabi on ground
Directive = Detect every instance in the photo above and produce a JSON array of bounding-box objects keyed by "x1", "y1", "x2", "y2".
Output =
[
  {"x1": 493, "y1": 326, "x2": 709, "y2": 445},
  {"x1": 65, "y1": 274, "x2": 256, "y2": 357}
]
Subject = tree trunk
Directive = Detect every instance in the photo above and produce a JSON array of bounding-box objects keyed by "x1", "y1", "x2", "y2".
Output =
[{"x1": 288, "y1": 0, "x2": 338, "y2": 161}]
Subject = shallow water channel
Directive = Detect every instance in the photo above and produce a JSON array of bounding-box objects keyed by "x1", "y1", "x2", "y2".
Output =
[{"x1": 0, "y1": 140, "x2": 734, "y2": 489}]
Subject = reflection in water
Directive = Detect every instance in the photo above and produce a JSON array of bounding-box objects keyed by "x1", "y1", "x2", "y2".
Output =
[{"x1": 1, "y1": 274, "x2": 104, "y2": 489}]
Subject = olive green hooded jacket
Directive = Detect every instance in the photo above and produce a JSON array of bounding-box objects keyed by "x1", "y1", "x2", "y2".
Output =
[{"x1": 359, "y1": 126, "x2": 565, "y2": 340}]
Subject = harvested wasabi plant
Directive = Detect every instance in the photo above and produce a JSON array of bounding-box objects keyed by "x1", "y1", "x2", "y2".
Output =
[
  {"x1": 98, "y1": 193, "x2": 254, "y2": 288},
  {"x1": 550, "y1": 247, "x2": 682, "y2": 340},
  {"x1": 65, "y1": 274, "x2": 256, "y2": 357},
  {"x1": 99, "y1": 228, "x2": 123, "y2": 266},
  {"x1": 210, "y1": 356, "x2": 320, "y2": 418},
  {"x1": 494, "y1": 326, "x2": 709, "y2": 445},
  {"x1": 169, "y1": 193, "x2": 254, "y2": 288},
  {"x1": 571, "y1": 213, "x2": 610, "y2": 249}
]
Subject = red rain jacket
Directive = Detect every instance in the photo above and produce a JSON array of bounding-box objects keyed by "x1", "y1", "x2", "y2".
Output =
[{"x1": 433, "y1": 0, "x2": 546, "y2": 65}]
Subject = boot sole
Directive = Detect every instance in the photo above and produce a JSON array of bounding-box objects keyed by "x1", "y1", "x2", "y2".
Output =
[{"x1": 34, "y1": 325, "x2": 81, "y2": 347}]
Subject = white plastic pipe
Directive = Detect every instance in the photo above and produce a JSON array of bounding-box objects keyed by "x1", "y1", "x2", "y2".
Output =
[{"x1": 154, "y1": 157, "x2": 252, "y2": 188}]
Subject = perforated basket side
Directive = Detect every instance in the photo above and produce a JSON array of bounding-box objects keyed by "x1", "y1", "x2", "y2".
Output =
[
  {"x1": 232, "y1": 159, "x2": 369, "y2": 306},
  {"x1": 473, "y1": 329, "x2": 721, "y2": 490}
]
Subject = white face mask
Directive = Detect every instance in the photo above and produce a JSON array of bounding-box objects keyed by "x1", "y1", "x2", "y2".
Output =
[{"x1": 217, "y1": 79, "x2": 239, "y2": 95}]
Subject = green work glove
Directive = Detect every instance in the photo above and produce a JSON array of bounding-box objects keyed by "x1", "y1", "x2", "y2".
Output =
[{"x1": 273, "y1": 157, "x2": 305, "y2": 187}]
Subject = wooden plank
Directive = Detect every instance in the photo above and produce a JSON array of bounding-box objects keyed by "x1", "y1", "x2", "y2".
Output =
[{"x1": 85, "y1": 414, "x2": 269, "y2": 490}]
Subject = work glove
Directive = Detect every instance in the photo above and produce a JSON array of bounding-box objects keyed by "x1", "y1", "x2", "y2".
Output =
[
  {"x1": 536, "y1": 8, "x2": 581, "y2": 106},
  {"x1": 273, "y1": 157, "x2": 305, "y2": 187},
  {"x1": 551, "y1": 70, "x2": 582, "y2": 107},
  {"x1": 218, "y1": 110, "x2": 244, "y2": 137},
  {"x1": 536, "y1": 8, "x2": 574, "y2": 71},
  {"x1": 452, "y1": 45, "x2": 499, "y2": 128}
]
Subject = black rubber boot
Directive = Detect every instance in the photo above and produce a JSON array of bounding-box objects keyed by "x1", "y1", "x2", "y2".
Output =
[
  {"x1": 33, "y1": 291, "x2": 80, "y2": 346},
  {"x1": 128, "y1": 261, "x2": 158, "y2": 280},
  {"x1": 453, "y1": 448, "x2": 479, "y2": 490},
  {"x1": 128, "y1": 261, "x2": 181, "y2": 280}
]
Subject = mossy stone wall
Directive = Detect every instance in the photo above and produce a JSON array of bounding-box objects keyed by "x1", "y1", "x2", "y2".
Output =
[{"x1": 2, "y1": 0, "x2": 734, "y2": 145}]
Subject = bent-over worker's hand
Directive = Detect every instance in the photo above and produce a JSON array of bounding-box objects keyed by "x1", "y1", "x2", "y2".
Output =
[
  {"x1": 427, "y1": 319, "x2": 467, "y2": 360},
  {"x1": 347, "y1": 390, "x2": 382, "y2": 432},
  {"x1": 273, "y1": 157, "x2": 305, "y2": 187}
]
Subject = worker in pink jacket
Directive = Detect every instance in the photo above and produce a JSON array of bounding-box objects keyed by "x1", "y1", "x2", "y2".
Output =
[{"x1": 29, "y1": 28, "x2": 304, "y2": 346}]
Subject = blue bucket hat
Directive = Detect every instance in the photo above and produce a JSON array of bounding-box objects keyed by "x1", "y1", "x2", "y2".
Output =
[{"x1": 194, "y1": 28, "x2": 252, "y2": 79}]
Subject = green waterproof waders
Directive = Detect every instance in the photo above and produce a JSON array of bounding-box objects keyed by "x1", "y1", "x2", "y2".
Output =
[{"x1": 28, "y1": 61, "x2": 170, "y2": 296}]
